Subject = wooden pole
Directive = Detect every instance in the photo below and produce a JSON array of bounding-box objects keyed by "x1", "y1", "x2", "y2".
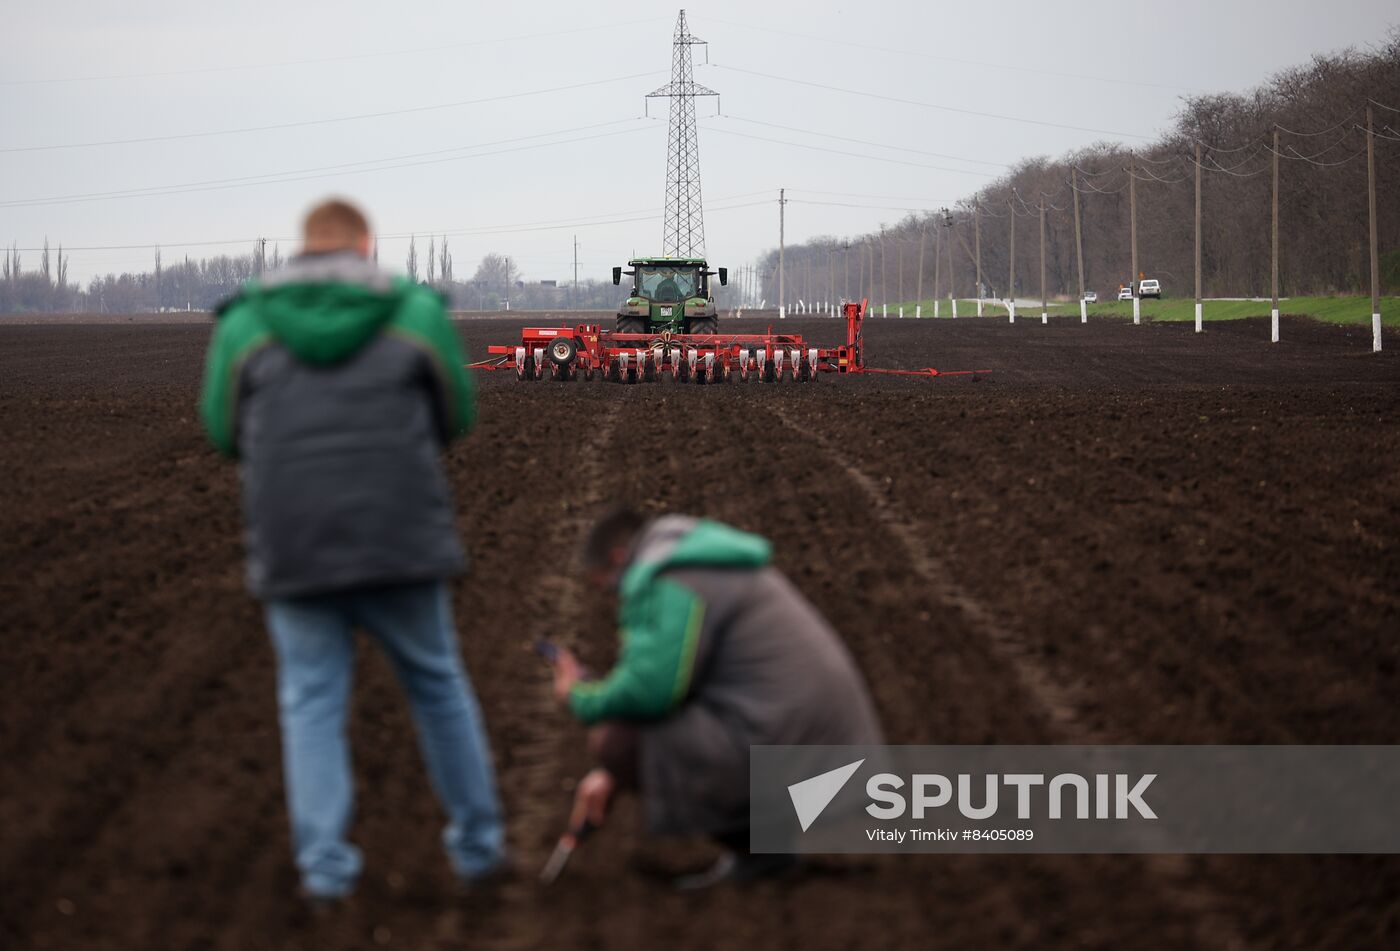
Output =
[
  {"x1": 1039, "y1": 194, "x2": 1048, "y2": 324},
  {"x1": 778, "y1": 188, "x2": 786, "y2": 318},
  {"x1": 1367, "y1": 105, "x2": 1382, "y2": 352},
  {"x1": 1008, "y1": 200, "x2": 1016, "y2": 322},
  {"x1": 898, "y1": 234, "x2": 905, "y2": 311},
  {"x1": 1073, "y1": 168, "x2": 1087, "y2": 324},
  {"x1": 1271, "y1": 127, "x2": 1280, "y2": 343},
  {"x1": 1195, "y1": 141, "x2": 1203, "y2": 334},
  {"x1": 916, "y1": 225, "x2": 926, "y2": 317},
  {"x1": 1129, "y1": 151, "x2": 1140, "y2": 325},
  {"x1": 947, "y1": 216, "x2": 957, "y2": 317},
  {"x1": 933, "y1": 223, "x2": 942, "y2": 318},
  {"x1": 974, "y1": 205, "x2": 983, "y2": 316}
]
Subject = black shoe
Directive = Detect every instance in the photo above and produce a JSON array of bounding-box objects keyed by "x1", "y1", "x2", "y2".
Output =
[
  {"x1": 298, "y1": 888, "x2": 349, "y2": 918},
  {"x1": 456, "y1": 854, "x2": 514, "y2": 896},
  {"x1": 672, "y1": 851, "x2": 800, "y2": 890}
]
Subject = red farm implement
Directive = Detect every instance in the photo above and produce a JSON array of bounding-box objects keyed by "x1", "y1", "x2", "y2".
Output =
[{"x1": 469, "y1": 300, "x2": 989, "y2": 383}]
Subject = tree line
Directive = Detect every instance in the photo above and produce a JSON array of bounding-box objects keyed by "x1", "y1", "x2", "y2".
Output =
[
  {"x1": 0, "y1": 238, "x2": 642, "y2": 314},
  {"x1": 762, "y1": 30, "x2": 1400, "y2": 306}
]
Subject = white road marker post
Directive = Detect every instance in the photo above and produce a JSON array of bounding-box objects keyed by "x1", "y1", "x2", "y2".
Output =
[
  {"x1": 951, "y1": 298, "x2": 958, "y2": 318},
  {"x1": 1367, "y1": 107, "x2": 1382, "y2": 352}
]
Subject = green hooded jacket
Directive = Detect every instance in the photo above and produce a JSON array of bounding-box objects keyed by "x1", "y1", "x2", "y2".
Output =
[
  {"x1": 200, "y1": 262, "x2": 473, "y2": 458},
  {"x1": 569, "y1": 518, "x2": 772, "y2": 723}
]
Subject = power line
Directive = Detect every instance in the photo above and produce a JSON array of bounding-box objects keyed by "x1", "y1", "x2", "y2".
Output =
[
  {"x1": 0, "y1": 17, "x2": 669, "y2": 86},
  {"x1": 1273, "y1": 144, "x2": 1367, "y2": 167},
  {"x1": 0, "y1": 70, "x2": 665, "y2": 153},
  {"x1": 704, "y1": 63, "x2": 1153, "y2": 140},
  {"x1": 719, "y1": 114, "x2": 1009, "y2": 168},
  {"x1": 0, "y1": 119, "x2": 651, "y2": 208},
  {"x1": 1274, "y1": 109, "x2": 1363, "y2": 137},
  {"x1": 696, "y1": 15, "x2": 1196, "y2": 93},
  {"x1": 788, "y1": 188, "x2": 958, "y2": 203},
  {"x1": 700, "y1": 124, "x2": 998, "y2": 177},
  {"x1": 8, "y1": 195, "x2": 777, "y2": 253},
  {"x1": 787, "y1": 198, "x2": 947, "y2": 213}
]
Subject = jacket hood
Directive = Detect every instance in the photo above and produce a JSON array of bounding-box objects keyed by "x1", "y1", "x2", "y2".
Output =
[
  {"x1": 249, "y1": 252, "x2": 404, "y2": 366},
  {"x1": 620, "y1": 515, "x2": 772, "y2": 600}
]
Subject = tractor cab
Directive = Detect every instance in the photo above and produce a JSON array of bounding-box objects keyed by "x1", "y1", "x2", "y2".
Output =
[{"x1": 612, "y1": 256, "x2": 726, "y2": 334}]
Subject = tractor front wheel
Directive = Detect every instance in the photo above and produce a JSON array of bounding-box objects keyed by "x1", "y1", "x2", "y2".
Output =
[
  {"x1": 617, "y1": 316, "x2": 646, "y2": 335},
  {"x1": 688, "y1": 316, "x2": 718, "y2": 335}
]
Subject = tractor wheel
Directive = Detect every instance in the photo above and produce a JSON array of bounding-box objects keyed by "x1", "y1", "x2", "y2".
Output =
[
  {"x1": 617, "y1": 316, "x2": 646, "y2": 335},
  {"x1": 546, "y1": 336, "x2": 578, "y2": 368},
  {"x1": 689, "y1": 316, "x2": 718, "y2": 335}
]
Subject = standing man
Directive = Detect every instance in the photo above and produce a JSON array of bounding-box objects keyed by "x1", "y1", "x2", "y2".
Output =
[
  {"x1": 200, "y1": 198, "x2": 504, "y2": 903},
  {"x1": 551, "y1": 509, "x2": 883, "y2": 887}
]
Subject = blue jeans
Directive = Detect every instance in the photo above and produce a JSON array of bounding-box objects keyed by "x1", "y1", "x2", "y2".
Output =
[{"x1": 265, "y1": 581, "x2": 504, "y2": 898}]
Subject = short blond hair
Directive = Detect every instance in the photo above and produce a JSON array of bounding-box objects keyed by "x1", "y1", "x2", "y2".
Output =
[{"x1": 303, "y1": 199, "x2": 371, "y2": 252}]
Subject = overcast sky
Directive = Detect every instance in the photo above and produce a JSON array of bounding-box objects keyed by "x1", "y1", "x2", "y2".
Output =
[{"x1": 3, "y1": 0, "x2": 1396, "y2": 284}]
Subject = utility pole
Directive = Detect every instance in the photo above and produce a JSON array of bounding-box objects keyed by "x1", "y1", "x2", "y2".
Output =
[
  {"x1": 844, "y1": 242, "x2": 850, "y2": 302},
  {"x1": 974, "y1": 204, "x2": 984, "y2": 316},
  {"x1": 1368, "y1": 105, "x2": 1383, "y2": 352},
  {"x1": 1195, "y1": 141, "x2": 1203, "y2": 334},
  {"x1": 946, "y1": 213, "x2": 957, "y2": 317},
  {"x1": 1129, "y1": 151, "x2": 1140, "y2": 325},
  {"x1": 916, "y1": 224, "x2": 926, "y2": 317},
  {"x1": 778, "y1": 187, "x2": 786, "y2": 318},
  {"x1": 898, "y1": 234, "x2": 905, "y2": 313},
  {"x1": 1072, "y1": 169, "x2": 1087, "y2": 324},
  {"x1": 1008, "y1": 201, "x2": 1016, "y2": 323},
  {"x1": 932, "y1": 224, "x2": 942, "y2": 318},
  {"x1": 572, "y1": 235, "x2": 579, "y2": 311},
  {"x1": 1271, "y1": 127, "x2": 1280, "y2": 343},
  {"x1": 1039, "y1": 195, "x2": 1048, "y2": 325},
  {"x1": 879, "y1": 227, "x2": 887, "y2": 313}
]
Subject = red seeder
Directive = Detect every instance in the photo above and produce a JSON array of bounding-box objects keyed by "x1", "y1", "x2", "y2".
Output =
[{"x1": 468, "y1": 300, "x2": 990, "y2": 383}]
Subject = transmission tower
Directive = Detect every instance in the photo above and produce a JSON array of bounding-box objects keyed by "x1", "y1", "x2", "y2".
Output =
[{"x1": 646, "y1": 10, "x2": 718, "y2": 258}]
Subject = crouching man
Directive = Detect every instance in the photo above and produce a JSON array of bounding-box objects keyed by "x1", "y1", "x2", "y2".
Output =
[{"x1": 550, "y1": 509, "x2": 883, "y2": 887}]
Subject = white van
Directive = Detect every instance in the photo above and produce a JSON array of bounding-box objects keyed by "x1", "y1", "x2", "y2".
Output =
[{"x1": 1139, "y1": 279, "x2": 1162, "y2": 299}]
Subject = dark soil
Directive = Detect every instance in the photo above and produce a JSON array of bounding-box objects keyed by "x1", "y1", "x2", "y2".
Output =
[{"x1": 1, "y1": 314, "x2": 1397, "y2": 950}]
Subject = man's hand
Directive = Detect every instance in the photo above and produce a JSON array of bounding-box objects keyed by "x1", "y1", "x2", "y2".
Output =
[
  {"x1": 569, "y1": 768, "x2": 616, "y2": 830},
  {"x1": 552, "y1": 648, "x2": 584, "y2": 704}
]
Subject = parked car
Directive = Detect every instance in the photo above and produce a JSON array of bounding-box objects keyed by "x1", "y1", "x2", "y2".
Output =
[
  {"x1": 1083, "y1": 290, "x2": 1098, "y2": 303},
  {"x1": 1139, "y1": 279, "x2": 1162, "y2": 299},
  {"x1": 1117, "y1": 286, "x2": 1134, "y2": 301}
]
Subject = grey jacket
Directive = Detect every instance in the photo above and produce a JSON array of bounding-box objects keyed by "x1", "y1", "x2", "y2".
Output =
[
  {"x1": 621, "y1": 518, "x2": 885, "y2": 837},
  {"x1": 200, "y1": 253, "x2": 476, "y2": 600}
]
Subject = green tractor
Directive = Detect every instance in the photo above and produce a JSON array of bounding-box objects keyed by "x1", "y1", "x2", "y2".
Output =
[{"x1": 611, "y1": 256, "x2": 728, "y2": 334}]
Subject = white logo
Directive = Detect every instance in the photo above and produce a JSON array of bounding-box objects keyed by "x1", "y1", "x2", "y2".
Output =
[{"x1": 787, "y1": 759, "x2": 865, "y2": 831}]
